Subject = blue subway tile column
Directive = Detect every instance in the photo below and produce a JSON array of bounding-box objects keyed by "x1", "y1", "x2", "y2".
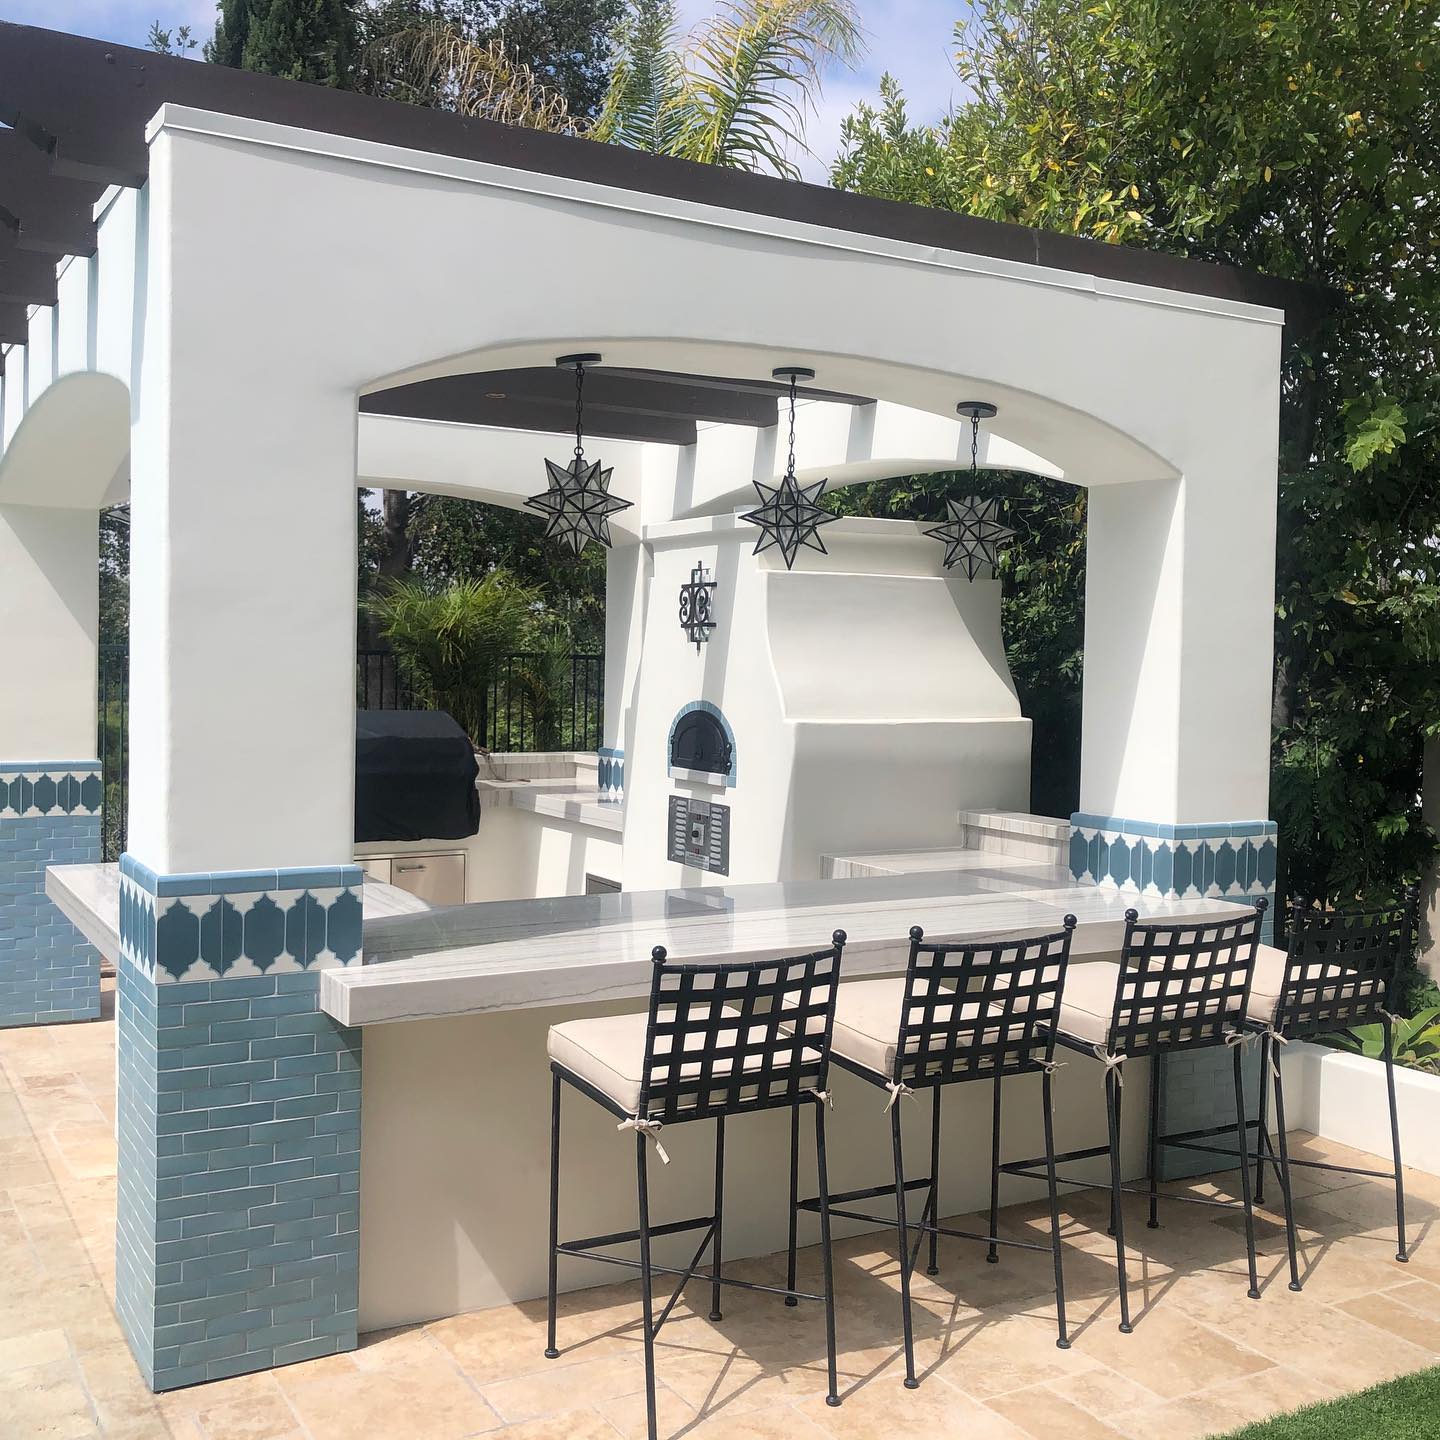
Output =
[
  {"x1": 597, "y1": 746, "x2": 624, "y2": 803},
  {"x1": 0, "y1": 762, "x2": 103, "y2": 1026},
  {"x1": 114, "y1": 854, "x2": 364, "y2": 1390},
  {"x1": 1069, "y1": 811, "x2": 1277, "y2": 1181}
]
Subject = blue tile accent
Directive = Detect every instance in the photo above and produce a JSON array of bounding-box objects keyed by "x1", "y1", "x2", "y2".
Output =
[
  {"x1": 597, "y1": 747, "x2": 624, "y2": 803},
  {"x1": 116, "y1": 868, "x2": 362, "y2": 1391},
  {"x1": 0, "y1": 762, "x2": 103, "y2": 1027},
  {"x1": 119, "y1": 858, "x2": 365, "y2": 984}
]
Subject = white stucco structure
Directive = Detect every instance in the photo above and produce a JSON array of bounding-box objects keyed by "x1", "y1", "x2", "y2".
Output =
[{"x1": 0, "y1": 37, "x2": 1297, "y2": 1389}]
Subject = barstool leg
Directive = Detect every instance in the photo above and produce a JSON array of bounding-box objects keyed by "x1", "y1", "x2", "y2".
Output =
[
  {"x1": 545, "y1": 1072, "x2": 561, "y2": 1359},
  {"x1": 1231, "y1": 1043, "x2": 1261, "y2": 1300},
  {"x1": 986, "y1": 1073, "x2": 1002, "y2": 1264},
  {"x1": 1105, "y1": 1068, "x2": 1132, "y2": 1333},
  {"x1": 927, "y1": 1087, "x2": 942, "y2": 1276},
  {"x1": 636, "y1": 1133, "x2": 659, "y2": 1440},
  {"x1": 1042, "y1": 1068, "x2": 1069, "y2": 1350},
  {"x1": 891, "y1": 1102, "x2": 919, "y2": 1389},
  {"x1": 1146, "y1": 1056, "x2": 1161, "y2": 1230},
  {"x1": 814, "y1": 1102, "x2": 840, "y2": 1407},
  {"x1": 711, "y1": 1114, "x2": 725, "y2": 1321},
  {"x1": 1255, "y1": 1035, "x2": 1271, "y2": 1206},
  {"x1": 1384, "y1": 1018, "x2": 1409, "y2": 1263},
  {"x1": 785, "y1": 1104, "x2": 801, "y2": 1306},
  {"x1": 1271, "y1": 1056, "x2": 1303, "y2": 1291}
]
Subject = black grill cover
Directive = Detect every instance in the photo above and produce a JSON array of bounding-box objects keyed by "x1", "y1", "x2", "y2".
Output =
[{"x1": 355, "y1": 710, "x2": 481, "y2": 843}]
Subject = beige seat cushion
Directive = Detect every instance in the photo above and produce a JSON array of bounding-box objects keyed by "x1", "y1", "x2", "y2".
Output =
[
  {"x1": 825, "y1": 977, "x2": 1019, "y2": 1081},
  {"x1": 1055, "y1": 961, "x2": 1121, "y2": 1047},
  {"x1": 1056, "y1": 958, "x2": 1248, "y2": 1051},
  {"x1": 548, "y1": 1008, "x2": 817, "y2": 1115},
  {"x1": 1246, "y1": 944, "x2": 1381, "y2": 1027}
]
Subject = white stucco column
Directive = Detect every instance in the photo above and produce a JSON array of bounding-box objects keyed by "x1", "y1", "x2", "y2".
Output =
[{"x1": 0, "y1": 503, "x2": 103, "y2": 1027}]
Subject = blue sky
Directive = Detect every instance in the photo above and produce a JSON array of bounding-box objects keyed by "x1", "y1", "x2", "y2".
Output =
[{"x1": 18, "y1": 0, "x2": 965, "y2": 180}]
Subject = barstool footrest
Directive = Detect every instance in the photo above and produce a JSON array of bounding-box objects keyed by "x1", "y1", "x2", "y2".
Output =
[
  {"x1": 557, "y1": 1247, "x2": 825, "y2": 1304},
  {"x1": 557, "y1": 1212, "x2": 717, "y2": 1254},
  {"x1": 796, "y1": 1177, "x2": 930, "y2": 1212},
  {"x1": 793, "y1": 1194, "x2": 1052, "y2": 1256}
]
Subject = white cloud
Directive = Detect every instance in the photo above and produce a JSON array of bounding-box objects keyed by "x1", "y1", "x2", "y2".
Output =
[{"x1": 22, "y1": 0, "x2": 216, "y2": 49}]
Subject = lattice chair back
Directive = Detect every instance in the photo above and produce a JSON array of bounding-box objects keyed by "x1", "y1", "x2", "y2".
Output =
[
  {"x1": 1109, "y1": 903, "x2": 1267, "y2": 1058},
  {"x1": 636, "y1": 932, "x2": 845, "y2": 1125},
  {"x1": 1276, "y1": 887, "x2": 1420, "y2": 1038},
  {"x1": 895, "y1": 918, "x2": 1076, "y2": 1089}
]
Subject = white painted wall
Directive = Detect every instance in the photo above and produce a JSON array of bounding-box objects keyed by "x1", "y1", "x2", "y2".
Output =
[
  {"x1": 0, "y1": 505, "x2": 98, "y2": 762},
  {"x1": 620, "y1": 517, "x2": 1031, "y2": 889},
  {"x1": 1422, "y1": 737, "x2": 1437, "y2": 978},
  {"x1": 1278, "y1": 1040, "x2": 1440, "y2": 1178}
]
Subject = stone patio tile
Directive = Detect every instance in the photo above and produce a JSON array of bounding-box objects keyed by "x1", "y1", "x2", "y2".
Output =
[
  {"x1": 1063, "y1": 1303, "x2": 1274, "y2": 1399},
  {"x1": 1336, "y1": 1289, "x2": 1440, "y2": 1350},
  {"x1": 481, "y1": 1350, "x2": 649, "y2": 1424},
  {"x1": 1110, "y1": 1365, "x2": 1338, "y2": 1440},
  {"x1": 0, "y1": 1355, "x2": 100, "y2": 1439},
  {"x1": 796, "y1": 1370, "x2": 1031, "y2": 1440},
  {"x1": 277, "y1": 1345, "x2": 505, "y2": 1439},
  {"x1": 982, "y1": 1381, "x2": 1131, "y2": 1440},
  {"x1": 593, "y1": 1382, "x2": 700, "y2": 1439}
]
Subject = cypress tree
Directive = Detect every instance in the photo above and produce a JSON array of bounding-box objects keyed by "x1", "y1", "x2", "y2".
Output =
[{"x1": 208, "y1": 0, "x2": 359, "y2": 87}]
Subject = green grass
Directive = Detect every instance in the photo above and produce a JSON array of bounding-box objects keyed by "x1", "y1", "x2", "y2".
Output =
[{"x1": 1212, "y1": 1367, "x2": 1440, "y2": 1438}]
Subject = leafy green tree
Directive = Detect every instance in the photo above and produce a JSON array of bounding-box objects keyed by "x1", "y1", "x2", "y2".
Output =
[
  {"x1": 832, "y1": 0, "x2": 1440, "y2": 925},
  {"x1": 208, "y1": 0, "x2": 359, "y2": 84}
]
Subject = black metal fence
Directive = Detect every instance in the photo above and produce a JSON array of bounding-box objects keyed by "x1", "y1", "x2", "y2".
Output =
[
  {"x1": 98, "y1": 646, "x2": 605, "y2": 862},
  {"x1": 357, "y1": 649, "x2": 604, "y2": 753}
]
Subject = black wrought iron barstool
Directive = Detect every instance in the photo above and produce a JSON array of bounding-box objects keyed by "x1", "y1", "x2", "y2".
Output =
[
  {"x1": 790, "y1": 917, "x2": 1077, "y2": 1387},
  {"x1": 1002, "y1": 903, "x2": 1267, "y2": 1333},
  {"x1": 545, "y1": 931, "x2": 847, "y2": 1440},
  {"x1": 1160, "y1": 889, "x2": 1419, "y2": 1292}
]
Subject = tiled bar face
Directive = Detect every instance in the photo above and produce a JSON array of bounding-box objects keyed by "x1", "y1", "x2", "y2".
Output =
[
  {"x1": 0, "y1": 762, "x2": 103, "y2": 1026},
  {"x1": 115, "y1": 855, "x2": 363, "y2": 1390},
  {"x1": 1069, "y1": 811, "x2": 1278, "y2": 1180},
  {"x1": 597, "y1": 746, "x2": 624, "y2": 802}
]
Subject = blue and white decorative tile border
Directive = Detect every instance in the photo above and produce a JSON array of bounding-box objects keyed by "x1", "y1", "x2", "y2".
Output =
[
  {"x1": 597, "y1": 747, "x2": 625, "y2": 803},
  {"x1": 0, "y1": 762, "x2": 103, "y2": 819},
  {"x1": 667, "y1": 701, "x2": 738, "y2": 788},
  {"x1": 1069, "y1": 813, "x2": 1277, "y2": 899},
  {"x1": 118, "y1": 854, "x2": 364, "y2": 984}
]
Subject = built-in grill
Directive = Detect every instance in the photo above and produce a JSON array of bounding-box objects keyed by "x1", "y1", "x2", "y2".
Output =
[{"x1": 355, "y1": 710, "x2": 481, "y2": 843}]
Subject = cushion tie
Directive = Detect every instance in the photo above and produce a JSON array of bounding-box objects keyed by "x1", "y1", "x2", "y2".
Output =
[
  {"x1": 811, "y1": 1089, "x2": 835, "y2": 1110},
  {"x1": 883, "y1": 1080, "x2": 915, "y2": 1111},
  {"x1": 1264, "y1": 1028, "x2": 1290, "y2": 1077},
  {"x1": 1038, "y1": 1058, "x2": 1067, "y2": 1076},
  {"x1": 1224, "y1": 1028, "x2": 1255, "y2": 1051},
  {"x1": 618, "y1": 1115, "x2": 670, "y2": 1165},
  {"x1": 1092, "y1": 1046, "x2": 1126, "y2": 1086}
]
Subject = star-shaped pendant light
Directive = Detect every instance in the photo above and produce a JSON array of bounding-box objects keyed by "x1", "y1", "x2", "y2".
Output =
[
  {"x1": 925, "y1": 401, "x2": 1015, "y2": 580},
  {"x1": 740, "y1": 366, "x2": 838, "y2": 569},
  {"x1": 524, "y1": 354, "x2": 633, "y2": 556}
]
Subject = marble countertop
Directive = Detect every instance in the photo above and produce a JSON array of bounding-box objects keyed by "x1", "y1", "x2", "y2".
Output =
[
  {"x1": 821, "y1": 847, "x2": 1064, "y2": 882},
  {"x1": 45, "y1": 863, "x2": 434, "y2": 967},
  {"x1": 476, "y1": 777, "x2": 623, "y2": 833},
  {"x1": 320, "y1": 870, "x2": 1253, "y2": 1027}
]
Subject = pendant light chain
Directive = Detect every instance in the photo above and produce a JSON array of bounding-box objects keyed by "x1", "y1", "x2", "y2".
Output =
[
  {"x1": 574, "y1": 360, "x2": 586, "y2": 460},
  {"x1": 786, "y1": 371, "x2": 798, "y2": 479},
  {"x1": 970, "y1": 409, "x2": 980, "y2": 476}
]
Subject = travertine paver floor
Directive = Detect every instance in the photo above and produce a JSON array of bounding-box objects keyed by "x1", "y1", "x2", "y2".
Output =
[{"x1": 3, "y1": 979, "x2": 1440, "y2": 1440}]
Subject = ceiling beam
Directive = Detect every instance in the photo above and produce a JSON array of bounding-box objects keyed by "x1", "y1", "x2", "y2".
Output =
[
  {"x1": 0, "y1": 129, "x2": 100, "y2": 255},
  {"x1": 0, "y1": 302, "x2": 30, "y2": 345},
  {"x1": 0, "y1": 247, "x2": 58, "y2": 305}
]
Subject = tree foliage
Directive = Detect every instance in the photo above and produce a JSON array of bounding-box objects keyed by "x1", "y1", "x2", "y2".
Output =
[
  {"x1": 208, "y1": 0, "x2": 358, "y2": 84},
  {"x1": 832, "y1": 0, "x2": 1440, "y2": 919}
]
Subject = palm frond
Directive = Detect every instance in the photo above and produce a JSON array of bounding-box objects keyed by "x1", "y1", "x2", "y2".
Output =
[
  {"x1": 672, "y1": 0, "x2": 863, "y2": 176},
  {"x1": 591, "y1": 0, "x2": 684, "y2": 152},
  {"x1": 365, "y1": 24, "x2": 581, "y2": 133}
]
